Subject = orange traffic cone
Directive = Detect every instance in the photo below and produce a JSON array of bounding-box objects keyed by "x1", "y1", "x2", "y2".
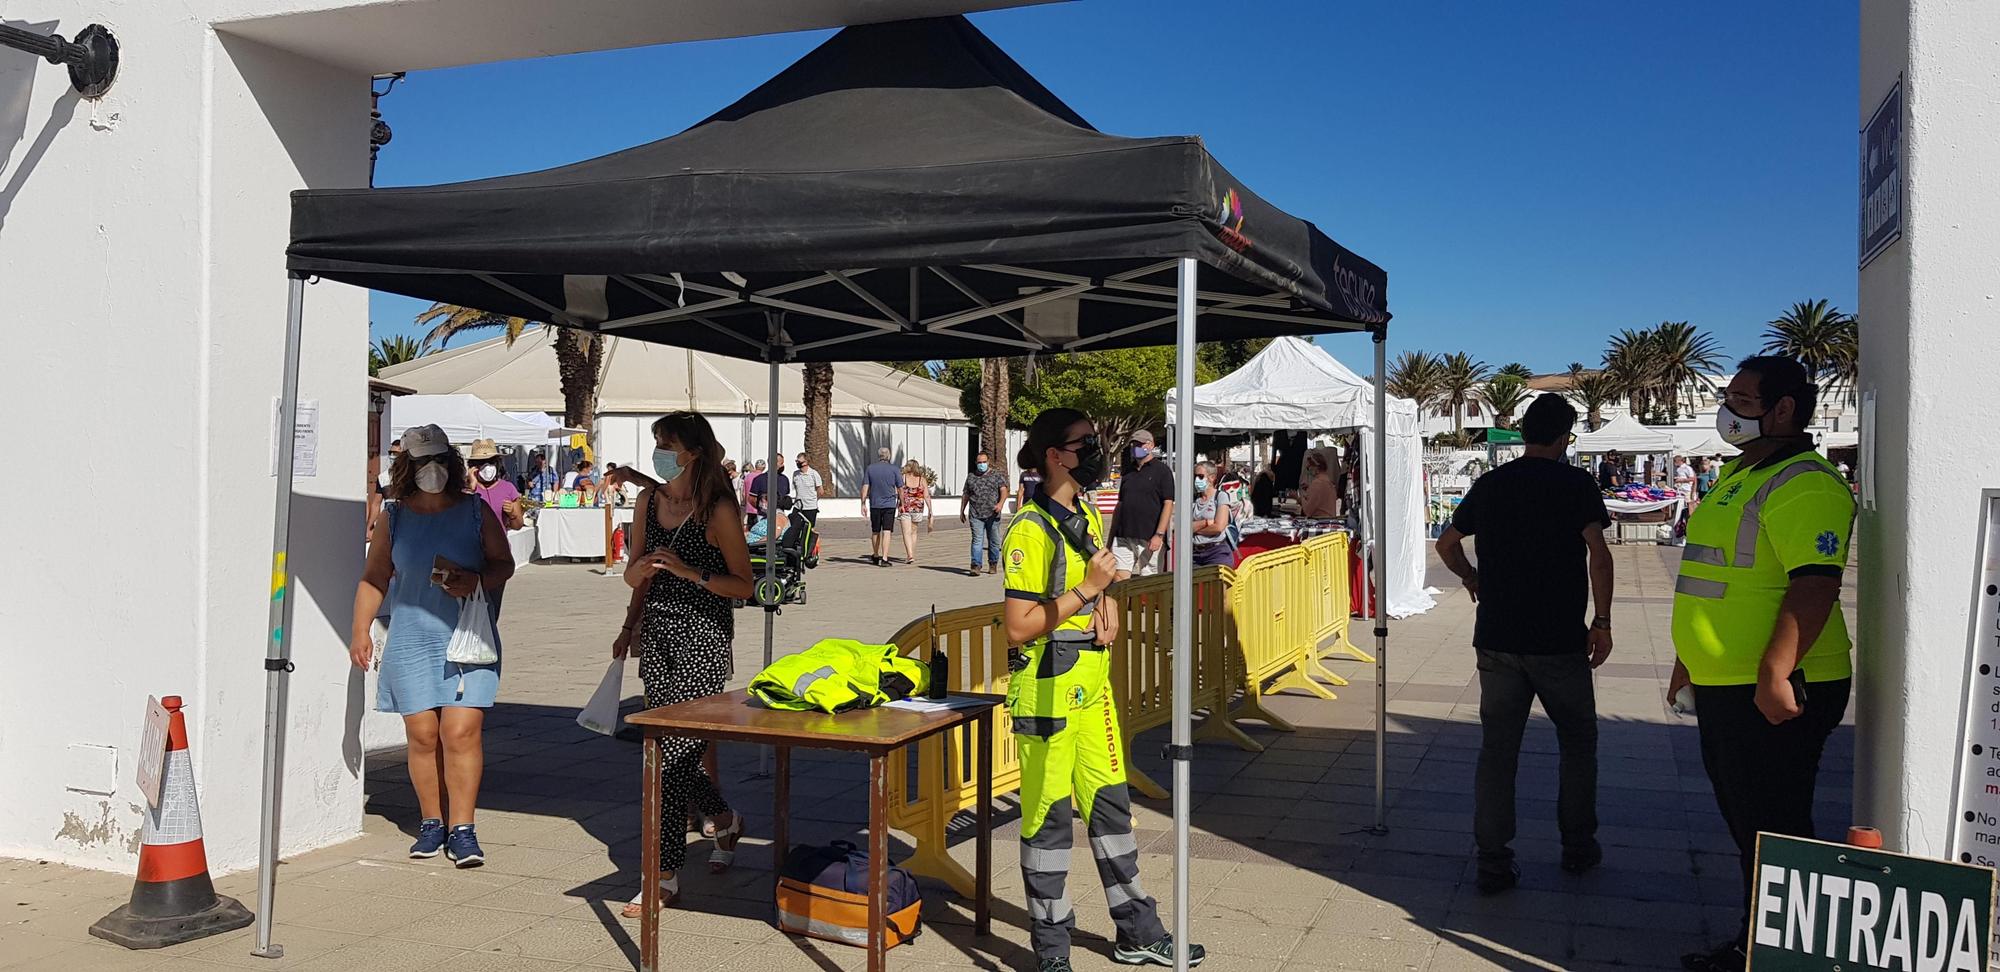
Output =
[{"x1": 89, "y1": 696, "x2": 253, "y2": 949}]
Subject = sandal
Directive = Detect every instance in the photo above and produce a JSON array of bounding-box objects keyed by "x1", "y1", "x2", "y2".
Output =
[
  {"x1": 618, "y1": 874, "x2": 680, "y2": 918},
  {"x1": 708, "y1": 812, "x2": 744, "y2": 873}
]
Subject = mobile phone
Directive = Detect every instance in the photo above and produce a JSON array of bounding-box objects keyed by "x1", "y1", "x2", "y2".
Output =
[
  {"x1": 1787, "y1": 669, "x2": 1809, "y2": 706},
  {"x1": 430, "y1": 555, "x2": 452, "y2": 586}
]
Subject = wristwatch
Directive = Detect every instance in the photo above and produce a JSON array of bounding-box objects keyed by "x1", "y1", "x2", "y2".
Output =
[
  {"x1": 699, "y1": 569, "x2": 712, "y2": 587},
  {"x1": 1591, "y1": 616, "x2": 1612, "y2": 631}
]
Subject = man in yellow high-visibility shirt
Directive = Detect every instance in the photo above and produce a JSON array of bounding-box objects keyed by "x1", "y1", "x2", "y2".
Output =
[{"x1": 1671, "y1": 356, "x2": 1854, "y2": 972}]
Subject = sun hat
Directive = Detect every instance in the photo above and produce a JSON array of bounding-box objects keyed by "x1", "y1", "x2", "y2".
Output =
[{"x1": 467, "y1": 438, "x2": 502, "y2": 461}]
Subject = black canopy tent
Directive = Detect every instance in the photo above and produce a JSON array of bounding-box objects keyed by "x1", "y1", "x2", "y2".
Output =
[{"x1": 264, "y1": 17, "x2": 1392, "y2": 969}]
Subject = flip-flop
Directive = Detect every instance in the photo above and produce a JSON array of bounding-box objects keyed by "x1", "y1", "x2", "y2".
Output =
[
  {"x1": 708, "y1": 813, "x2": 744, "y2": 873},
  {"x1": 618, "y1": 874, "x2": 680, "y2": 918}
]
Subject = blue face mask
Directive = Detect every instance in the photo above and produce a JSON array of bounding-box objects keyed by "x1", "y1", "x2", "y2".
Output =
[
  {"x1": 652, "y1": 447, "x2": 686, "y2": 483},
  {"x1": 976, "y1": 462, "x2": 989, "y2": 473},
  {"x1": 1132, "y1": 445, "x2": 1149, "y2": 460},
  {"x1": 1194, "y1": 477, "x2": 1208, "y2": 493}
]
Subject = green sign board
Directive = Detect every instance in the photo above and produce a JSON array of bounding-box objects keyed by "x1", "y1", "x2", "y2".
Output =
[{"x1": 1750, "y1": 834, "x2": 1995, "y2": 971}]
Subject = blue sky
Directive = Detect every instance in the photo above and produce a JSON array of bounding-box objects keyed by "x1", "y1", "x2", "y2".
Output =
[{"x1": 367, "y1": 0, "x2": 1858, "y2": 377}]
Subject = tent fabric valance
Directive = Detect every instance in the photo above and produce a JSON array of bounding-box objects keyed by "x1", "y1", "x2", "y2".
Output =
[
  {"x1": 1573, "y1": 413, "x2": 1676, "y2": 453},
  {"x1": 385, "y1": 394, "x2": 569, "y2": 447},
  {"x1": 287, "y1": 17, "x2": 1388, "y2": 364}
]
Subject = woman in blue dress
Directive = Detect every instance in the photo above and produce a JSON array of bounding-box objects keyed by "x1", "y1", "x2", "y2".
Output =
[{"x1": 349, "y1": 424, "x2": 515, "y2": 867}]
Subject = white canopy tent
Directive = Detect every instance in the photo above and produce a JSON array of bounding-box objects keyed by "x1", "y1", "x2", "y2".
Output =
[
  {"x1": 1681, "y1": 433, "x2": 1743, "y2": 458},
  {"x1": 1164, "y1": 335, "x2": 1434, "y2": 618},
  {"x1": 385, "y1": 393, "x2": 569, "y2": 446},
  {"x1": 1573, "y1": 413, "x2": 1677, "y2": 454}
]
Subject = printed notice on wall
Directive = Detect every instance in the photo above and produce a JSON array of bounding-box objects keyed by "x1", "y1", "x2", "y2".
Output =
[
  {"x1": 271, "y1": 398, "x2": 319, "y2": 478},
  {"x1": 1950, "y1": 491, "x2": 2000, "y2": 867}
]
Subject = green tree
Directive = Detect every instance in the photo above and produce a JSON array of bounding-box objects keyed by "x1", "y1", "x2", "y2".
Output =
[
  {"x1": 1435, "y1": 352, "x2": 1492, "y2": 435},
  {"x1": 414, "y1": 304, "x2": 605, "y2": 433},
  {"x1": 369, "y1": 334, "x2": 430, "y2": 376},
  {"x1": 1565, "y1": 364, "x2": 1619, "y2": 431},
  {"x1": 1647, "y1": 321, "x2": 1726, "y2": 422},
  {"x1": 1496, "y1": 361, "x2": 1536, "y2": 380},
  {"x1": 802, "y1": 362, "x2": 834, "y2": 489},
  {"x1": 979, "y1": 357, "x2": 1012, "y2": 480},
  {"x1": 1763, "y1": 299, "x2": 1859, "y2": 404},
  {"x1": 1197, "y1": 337, "x2": 1272, "y2": 377},
  {"x1": 1481, "y1": 373, "x2": 1533, "y2": 429},
  {"x1": 1603, "y1": 327, "x2": 1659, "y2": 422},
  {"x1": 1010, "y1": 347, "x2": 1214, "y2": 447}
]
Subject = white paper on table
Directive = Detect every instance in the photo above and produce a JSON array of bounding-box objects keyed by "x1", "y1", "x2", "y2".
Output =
[{"x1": 884, "y1": 695, "x2": 990, "y2": 713}]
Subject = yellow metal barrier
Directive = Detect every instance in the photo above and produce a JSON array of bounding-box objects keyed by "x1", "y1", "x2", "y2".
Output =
[
  {"x1": 1229, "y1": 544, "x2": 1332, "y2": 731},
  {"x1": 1301, "y1": 532, "x2": 1371, "y2": 677}
]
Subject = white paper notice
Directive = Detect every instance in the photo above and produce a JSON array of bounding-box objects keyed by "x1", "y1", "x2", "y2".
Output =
[
  {"x1": 1948, "y1": 491, "x2": 2000, "y2": 866},
  {"x1": 135, "y1": 696, "x2": 169, "y2": 809},
  {"x1": 272, "y1": 398, "x2": 319, "y2": 478}
]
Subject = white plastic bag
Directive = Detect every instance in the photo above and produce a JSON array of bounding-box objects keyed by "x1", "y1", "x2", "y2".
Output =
[
  {"x1": 444, "y1": 587, "x2": 499, "y2": 665},
  {"x1": 577, "y1": 659, "x2": 627, "y2": 735}
]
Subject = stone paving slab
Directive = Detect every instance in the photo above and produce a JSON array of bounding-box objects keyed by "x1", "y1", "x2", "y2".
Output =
[{"x1": 0, "y1": 522, "x2": 1856, "y2": 971}]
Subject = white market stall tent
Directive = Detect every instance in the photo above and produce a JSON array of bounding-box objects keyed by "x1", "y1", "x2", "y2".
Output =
[
  {"x1": 1573, "y1": 413, "x2": 1676, "y2": 454},
  {"x1": 379, "y1": 326, "x2": 976, "y2": 504},
  {"x1": 385, "y1": 393, "x2": 569, "y2": 446},
  {"x1": 1164, "y1": 335, "x2": 1435, "y2": 618}
]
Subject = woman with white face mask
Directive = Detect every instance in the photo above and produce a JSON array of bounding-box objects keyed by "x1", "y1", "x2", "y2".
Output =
[
  {"x1": 466, "y1": 439, "x2": 525, "y2": 530},
  {"x1": 349, "y1": 424, "x2": 516, "y2": 868}
]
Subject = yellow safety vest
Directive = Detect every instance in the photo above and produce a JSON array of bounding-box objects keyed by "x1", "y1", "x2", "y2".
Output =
[
  {"x1": 1672, "y1": 449, "x2": 1855, "y2": 686},
  {"x1": 1001, "y1": 498, "x2": 1105, "y2": 638},
  {"x1": 1002, "y1": 498, "x2": 1110, "y2": 729},
  {"x1": 749, "y1": 639, "x2": 930, "y2": 713}
]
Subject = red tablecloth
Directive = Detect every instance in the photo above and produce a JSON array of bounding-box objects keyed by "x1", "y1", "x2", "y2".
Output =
[{"x1": 1233, "y1": 531, "x2": 1297, "y2": 565}]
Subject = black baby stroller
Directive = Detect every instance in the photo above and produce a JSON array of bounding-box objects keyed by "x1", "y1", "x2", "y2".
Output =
[{"x1": 738, "y1": 507, "x2": 820, "y2": 608}]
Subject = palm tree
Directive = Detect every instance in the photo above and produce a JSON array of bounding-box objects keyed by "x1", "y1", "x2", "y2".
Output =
[
  {"x1": 1764, "y1": 299, "x2": 1859, "y2": 404},
  {"x1": 980, "y1": 357, "x2": 1012, "y2": 480},
  {"x1": 803, "y1": 362, "x2": 834, "y2": 486},
  {"x1": 1646, "y1": 321, "x2": 1726, "y2": 422},
  {"x1": 1481, "y1": 373, "x2": 1533, "y2": 429},
  {"x1": 1570, "y1": 370, "x2": 1620, "y2": 431},
  {"x1": 1386, "y1": 350, "x2": 1444, "y2": 414},
  {"x1": 1603, "y1": 327, "x2": 1659, "y2": 422},
  {"x1": 1496, "y1": 361, "x2": 1535, "y2": 380},
  {"x1": 415, "y1": 303, "x2": 606, "y2": 432},
  {"x1": 369, "y1": 334, "x2": 430, "y2": 376},
  {"x1": 1435, "y1": 352, "x2": 1492, "y2": 436}
]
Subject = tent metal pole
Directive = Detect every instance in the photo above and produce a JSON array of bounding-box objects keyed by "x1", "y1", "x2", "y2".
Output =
[
  {"x1": 758, "y1": 317, "x2": 782, "y2": 777},
  {"x1": 1370, "y1": 326, "x2": 1391, "y2": 834},
  {"x1": 252, "y1": 273, "x2": 307, "y2": 960},
  {"x1": 1169, "y1": 257, "x2": 1197, "y2": 972}
]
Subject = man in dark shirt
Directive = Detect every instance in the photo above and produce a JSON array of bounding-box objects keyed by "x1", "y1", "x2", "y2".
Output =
[
  {"x1": 1436, "y1": 394, "x2": 1615, "y2": 894},
  {"x1": 1109, "y1": 430, "x2": 1174, "y2": 580},
  {"x1": 748, "y1": 454, "x2": 791, "y2": 528},
  {"x1": 1596, "y1": 450, "x2": 1620, "y2": 490}
]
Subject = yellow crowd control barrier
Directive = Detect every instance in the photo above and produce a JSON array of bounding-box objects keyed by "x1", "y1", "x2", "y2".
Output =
[
  {"x1": 882, "y1": 565, "x2": 1258, "y2": 891},
  {"x1": 1301, "y1": 532, "x2": 1370, "y2": 675}
]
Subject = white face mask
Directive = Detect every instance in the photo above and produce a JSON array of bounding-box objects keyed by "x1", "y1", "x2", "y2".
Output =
[
  {"x1": 476, "y1": 464, "x2": 499, "y2": 484},
  {"x1": 415, "y1": 462, "x2": 449, "y2": 494},
  {"x1": 1715, "y1": 404, "x2": 1763, "y2": 446},
  {"x1": 377, "y1": 469, "x2": 392, "y2": 489}
]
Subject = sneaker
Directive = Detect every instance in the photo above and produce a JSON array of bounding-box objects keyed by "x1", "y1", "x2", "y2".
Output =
[
  {"x1": 408, "y1": 818, "x2": 446, "y2": 859},
  {"x1": 1113, "y1": 934, "x2": 1205, "y2": 967},
  {"x1": 1561, "y1": 841, "x2": 1603, "y2": 875},
  {"x1": 1037, "y1": 959, "x2": 1074, "y2": 972},
  {"x1": 1475, "y1": 861, "x2": 1520, "y2": 895},
  {"x1": 444, "y1": 824, "x2": 485, "y2": 868},
  {"x1": 1680, "y1": 940, "x2": 1746, "y2": 972}
]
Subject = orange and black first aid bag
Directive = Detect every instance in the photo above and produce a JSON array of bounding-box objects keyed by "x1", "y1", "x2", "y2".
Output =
[{"x1": 776, "y1": 841, "x2": 922, "y2": 949}]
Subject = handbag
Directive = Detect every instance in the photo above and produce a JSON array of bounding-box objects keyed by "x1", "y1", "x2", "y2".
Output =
[
  {"x1": 776, "y1": 841, "x2": 922, "y2": 949},
  {"x1": 444, "y1": 586, "x2": 499, "y2": 665},
  {"x1": 576, "y1": 659, "x2": 626, "y2": 734}
]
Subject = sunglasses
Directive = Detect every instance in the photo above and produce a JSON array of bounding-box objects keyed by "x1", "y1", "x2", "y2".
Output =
[
  {"x1": 1059, "y1": 434, "x2": 1100, "y2": 453},
  {"x1": 407, "y1": 453, "x2": 451, "y2": 467}
]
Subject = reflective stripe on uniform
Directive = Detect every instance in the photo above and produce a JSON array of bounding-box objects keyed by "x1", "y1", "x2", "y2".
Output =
[
  {"x1": 792, "y1": 665, "x2": 837, "y2": 697},
  {"x1": 1682, "y1": 543, "x2": 1727, "y2": 567},
  {"x1": 1015, "y1": 507, "x2": 1091, "y2": 617},
  {"x1": 1021, "y1": 844, "x2": 1071, "y2": 872},
  {"x1": 1728, "y1": 458, "x2": 1850, "y2": 567},
  {"x1": 1676, "y1": 575, "x2": 1728, "y2": 599}
]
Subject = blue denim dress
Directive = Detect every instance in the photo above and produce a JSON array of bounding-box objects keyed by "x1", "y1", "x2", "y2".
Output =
[{"x1": 378, "y1": 498, "x2": 501, "y2": 714}]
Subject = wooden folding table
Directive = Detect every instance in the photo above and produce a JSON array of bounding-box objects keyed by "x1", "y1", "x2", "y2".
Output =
[{"x1": 627, "y1": 689, "x2": 997, "y2": 972}]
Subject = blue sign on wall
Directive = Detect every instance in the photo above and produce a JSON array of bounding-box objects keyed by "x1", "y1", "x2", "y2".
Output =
[{"x1": 1859, "y1": 79, "x2": 1903, "y2": 269}]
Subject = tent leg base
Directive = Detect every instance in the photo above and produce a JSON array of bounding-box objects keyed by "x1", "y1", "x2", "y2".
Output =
[{"x1": 1191, "y1": 711, "x2": 1262, "y2": 753}]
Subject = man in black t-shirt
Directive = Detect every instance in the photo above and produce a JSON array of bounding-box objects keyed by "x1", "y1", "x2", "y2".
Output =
[
  {"x1": 1436, "y1": 394, "x2": 1615, "y2": 895},
  {"x1": 1109, "y1": 430, "x2": 1174, "y2": 579}
]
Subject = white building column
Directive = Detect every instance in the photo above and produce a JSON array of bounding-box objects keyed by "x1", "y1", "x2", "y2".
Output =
[{"x1": 1855, "y1": 0, "x2": 2000, "y2": 857}]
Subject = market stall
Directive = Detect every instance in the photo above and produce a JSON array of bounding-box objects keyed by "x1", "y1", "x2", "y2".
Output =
[
  {"x1": 1165, "y1": 335, "x2": 1434, "y2": 618},
  {"x1": 266, "y1": 17, "x2": 1395, "y2": 968},
  {"x1": 535, "y1": 505, "x2": 635, "y2": 560}
]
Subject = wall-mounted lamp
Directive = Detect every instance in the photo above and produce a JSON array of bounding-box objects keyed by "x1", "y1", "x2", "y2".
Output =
[
  {"x1": 369, "y1": 72, "x2": 405, "y2": 186},
  {"x1": 0, "y1": 21, "x2": 118, "y2": 98}
]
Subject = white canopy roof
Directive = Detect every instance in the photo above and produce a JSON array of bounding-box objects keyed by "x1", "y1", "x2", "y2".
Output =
[
  {"x1": 1163, "y1": 335, "x2": 1421, "y2": 436},
  {"x1": 387, "y1": 394, "x2": 568, "y2": 447},
  {"x1": 1680, "y1": 434, "x2": 1743, "y2": 458},
  {"x1": 1818, "y1": 430, "x2": 1859, "y2": 450},
  {"x1": 1573, "y1": 413, "x2": 1677, "y2": 453},
  {"x1": 379, "y1": 326, "x2": 965, "y2": 421}
]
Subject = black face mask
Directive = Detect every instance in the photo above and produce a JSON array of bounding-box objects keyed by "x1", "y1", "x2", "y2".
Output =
[{"x1": 1067, "y1": 442, "x2": 1106, "y2": 489}]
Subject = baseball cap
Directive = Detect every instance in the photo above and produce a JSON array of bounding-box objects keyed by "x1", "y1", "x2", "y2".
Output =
[
  {"x1": 401, "y1": 424, "x2": 450, "y2": 458},
  {"x1": 1131, "y1": 430, "x2": 1156, "y2": 446}
]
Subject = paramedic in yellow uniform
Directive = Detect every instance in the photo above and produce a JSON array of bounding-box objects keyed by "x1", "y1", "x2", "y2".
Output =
[
  {"x1": 1002, "y1": 407, "x2": 1203, "y2": 972},
  {"x1": 1669, "y1": 356, "x2": 1855, "y2": 972}
]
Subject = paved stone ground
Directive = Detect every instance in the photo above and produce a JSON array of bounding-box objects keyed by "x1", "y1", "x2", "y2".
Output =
[{"x1": 0, "y1": 519, "x2": 1856, "y2": 972}]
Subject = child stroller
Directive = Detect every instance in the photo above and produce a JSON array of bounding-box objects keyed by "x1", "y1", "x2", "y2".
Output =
[{"x1": 739, "y1": 510, "x2": 820, "y2": 608}]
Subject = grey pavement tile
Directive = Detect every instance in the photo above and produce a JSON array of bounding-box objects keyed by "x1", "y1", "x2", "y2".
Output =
[
  {"x1": 285, "y1": 937, "x2": 464, "y2": 972},
  {"x1": 2, "y1": 940, "x2": 177, "y2": 971},
  {"x1": 378, "y1": 905, "x2": 546, "y2": 949},
  {"x1": 1279, "y1": 934, "x2": 1433, "y2": 971},
  {"x1": 176, "y1": 925, "x2": 362, "y2": 969}
]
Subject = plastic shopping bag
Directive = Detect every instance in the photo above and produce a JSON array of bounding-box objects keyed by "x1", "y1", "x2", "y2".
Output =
[
  {"x1": 444, "y1": 587, "x2": 499, "y2": 665},
  {"x1": 576, "y1": 659, "x2": 627, "y2": 735}
]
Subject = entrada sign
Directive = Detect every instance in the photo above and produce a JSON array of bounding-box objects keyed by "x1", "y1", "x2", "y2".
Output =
[{"x1": 1749, "y1": 833, "x2": 1993, "y2": 971}]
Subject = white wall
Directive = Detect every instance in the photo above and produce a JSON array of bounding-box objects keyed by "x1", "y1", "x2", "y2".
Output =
[
  {"x1": 0, "y1": 0, "x2": 1036, "y2": 875},
  {"x1": 1855, "y1": 0, "x2": 2000, "y2": 857}
]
